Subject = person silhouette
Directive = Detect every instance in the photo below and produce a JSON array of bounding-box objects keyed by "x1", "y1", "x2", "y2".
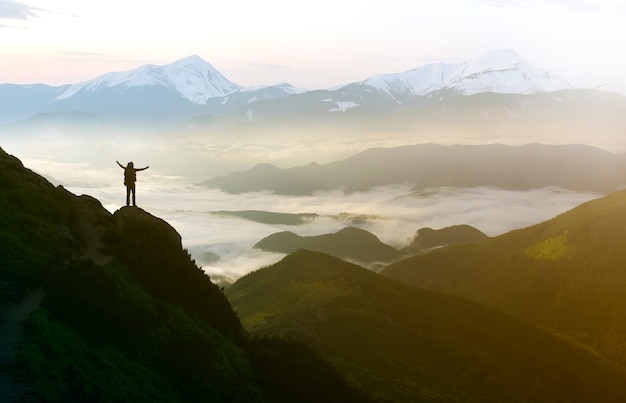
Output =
[{"x1": 117, "y1": 161, "x2": 149, "y2": 207}]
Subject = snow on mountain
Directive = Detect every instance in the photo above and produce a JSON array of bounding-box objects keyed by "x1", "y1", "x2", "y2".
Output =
[
  {"x1": 363, "y1": 49, "x2": 572, "y2": 99},
  {"x1": 55, "y1": 55, "x2": 241, "y2": 104},
  {"x1": 239, "y1": 82, "x2": 306, "y2": 95},
  {"x1": 4, "y1": 50, "x2": 622, "y2": 127},
  {"x1": 595, "y1": 83, "x2": 626, "y2": 96}
]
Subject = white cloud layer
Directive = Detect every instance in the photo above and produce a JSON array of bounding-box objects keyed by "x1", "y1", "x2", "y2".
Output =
[
  {"x1": 2, "y1": 132, "x2": 603, "y2": 282},
  {"x1": 67, "y1": 182, "x2": 599, "y2": 282}
]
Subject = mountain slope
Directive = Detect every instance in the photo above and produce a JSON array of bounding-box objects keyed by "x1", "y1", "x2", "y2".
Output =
[
  {"x1": 383, "y1": 188, "x2": 626, "y2": 372},
  {"x1": 402, "y1": 224, "x2": 489, "y2": 253},
  {"x1": 203, "y1": 143, "x2": 626, "y2": 195},
  {"x1": 228, "y1": 249, "x2": 626, "y2": 403},
  {"x1": 0, "y1": 84, "x2": 68, "y2": 124},
  {"x1": 0, "y1": 56, "x2": 303, "y2": 125},
  {"x1": 0, "y1": 147, "x2": 372, "y2": 402},
  {"x1": 254, "y1": 227, "x2": 403, "y2": 265}
]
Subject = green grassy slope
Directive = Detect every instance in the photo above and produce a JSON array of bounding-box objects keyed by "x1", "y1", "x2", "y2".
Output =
[
  {"x1": 0, "y1": 147, "x2": 372, "y2": 402},
  {"x1": 383, "y1": 188, "x2": 626, "y2": 372},
  {"x1": 228, "y1": 249, "x2": 626, "y2": 403},
  {"x1": 402, "y1": 224, "x2": 488, "y2": 253},
  {"x1": 255, "y1": 227, "x2": 402, "y2": 265}
]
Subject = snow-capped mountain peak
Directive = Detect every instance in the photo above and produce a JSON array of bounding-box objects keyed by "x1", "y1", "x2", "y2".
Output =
[
  {"x1": 461, "y1": 48, "x2": 526, "y2": 75},
  {"x1": 55, "y1": 56, "x2": 241, "y2": 104},
  {"x1": 240, "y1": 82, "x2": 307, "y2": 95},
  {"x1": 362, "y1": 48, "x2": 572, "y2": 99}
]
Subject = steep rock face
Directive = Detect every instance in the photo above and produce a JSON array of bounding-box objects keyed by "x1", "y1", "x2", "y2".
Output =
[
  {"x1": 111, "y1": 206, "x2": 182, "y2": 252},
  {"x1": 105, "y1": 206, "x2": 241, "y2": 335}
]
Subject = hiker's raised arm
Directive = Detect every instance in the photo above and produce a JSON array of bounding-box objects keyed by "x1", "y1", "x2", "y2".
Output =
[
  {"x1": 136, "y1": 166, "x2": 149, "y2": 171},
  {"x1": 116, "y1": 161, "x2": 125, "y2": 169}
]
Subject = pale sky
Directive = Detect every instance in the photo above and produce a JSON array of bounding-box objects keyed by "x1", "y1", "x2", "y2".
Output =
[{"x1": 1, "y1": 0, "x2": 625, "y2": 89}]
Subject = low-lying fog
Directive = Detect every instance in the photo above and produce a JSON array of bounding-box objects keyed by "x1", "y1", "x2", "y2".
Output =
[
  {"x1": 63, "y1": 181, "x2": 597, "y2": 283},
  {"x1": 2, "y1": 133, "x2": 602, "y2": 283}
]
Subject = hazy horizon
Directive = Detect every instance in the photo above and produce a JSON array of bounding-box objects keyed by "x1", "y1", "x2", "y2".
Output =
[
  {"x1": 2, "y1": 1, "x2": 625, "y2": 89},
  {"x1": 15, "y1": 138, "x2": 598, "y2": 283},
  {"x1": 2, "y1": 0, "x2": 624, "y2": 284},
  {"x1": 2, "y1": 121, "x2": 617, "y2": 282}
]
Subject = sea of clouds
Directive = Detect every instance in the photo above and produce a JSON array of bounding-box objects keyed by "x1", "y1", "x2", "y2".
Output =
[
  {"x1": 67, "y1": 180, "x2": 598, "y2": 282},
  {"x1": 2, "y1": 134, "x2": 601, "y2": 283}
]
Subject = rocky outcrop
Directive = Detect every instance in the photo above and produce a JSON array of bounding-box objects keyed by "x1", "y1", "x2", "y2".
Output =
[{"x1": 110, "y1": 206, "x2": 182, "y2": 252}]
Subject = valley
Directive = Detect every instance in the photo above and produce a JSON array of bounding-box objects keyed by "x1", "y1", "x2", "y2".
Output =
[{"x1": 2, "y1": 45, "x2": 626, "y2": 402}]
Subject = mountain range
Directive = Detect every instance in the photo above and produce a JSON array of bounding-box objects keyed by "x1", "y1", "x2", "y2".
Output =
[
  {"x1": 254, "y1": 224, "x2": 488, "y2": 268},
  {"x1": 2, "y1": 49, "x2": 623, "y2": 128},
  {"x1": 203, "y1": 143, "x2": 626, "y2": 195},
  {"x1": 254, "y1": 227, "x2": 404, "y2": 266},
  {"x1": 227, "y1": 186, "x2": 626, "y2": 401},
  {"x1": 6, "y1": 144, "x2": 626, "y2": 401}
]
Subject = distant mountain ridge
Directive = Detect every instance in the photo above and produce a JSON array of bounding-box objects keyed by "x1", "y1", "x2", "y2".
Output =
[
  {"x1": 402, "y1": 225, "x2": 489, "y2": 253},
  {"x1": 254, "y1": 227, "x2": 403, "y2": 266},
  {"x1": 362, "y1": 48, "x2": 570, "y2": 99},
  {"x1": 0, "y1": 56, "x2": 304, "y2": 124},
  {"x1": 254, "y1": 224, "x2": 488, "y2": 267},
  {"x1": 54, "y1": 55, "x2": 242, "y2": 104},
  {"x1": 203, "y1": 143, "x2": 626, "y2": 195},
  {"x1": 2, "y1": 49, "x2": 618, "y2": 126}
]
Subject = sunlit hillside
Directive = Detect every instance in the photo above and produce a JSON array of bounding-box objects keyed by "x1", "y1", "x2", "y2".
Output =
[
  {"x1": 228, "y1": 249, "x2": 626, "y2": 403},
  {"x1": 384, "y1": 189, "x2": 626, "y2": 371}
]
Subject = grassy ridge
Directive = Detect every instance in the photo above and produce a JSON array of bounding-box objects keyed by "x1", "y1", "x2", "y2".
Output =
[
  {"x1": 228, "y1": 249, "x2": 626, "y2": 402},
  {"x1": 384, "y1": 189, "x2": 626, "y2": 371},
  {"x1": 255, "y1": 227, "x2": 402, "y2": 265}
]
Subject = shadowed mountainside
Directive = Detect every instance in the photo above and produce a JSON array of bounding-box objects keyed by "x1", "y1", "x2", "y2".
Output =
[
  {"x1": 228, "y1": 249, "x2": 626, "y2": 403},
  {"x1": 254, "y1": 227, "x2": 403, "y2": 266},
  {"x1": 402, "y1": 224, "x2": 489, "y2": 253},
  {"x1": 203, "y1": 143, "x2": 626, "y2": 195},
  {"x1": 383, "y1": 188, "x2": 626, "y2": 373},
  {"x1": 0, "y1": 147, "x2": 372, "y2": 402}
]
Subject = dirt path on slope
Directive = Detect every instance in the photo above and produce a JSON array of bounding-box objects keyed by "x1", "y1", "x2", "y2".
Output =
[
  {"x1": 0, "y1": 195, "x2": 114, "y2": 401},
  {"x1": 0, "y1": 289, "x2": 45, "y2": 402}
]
